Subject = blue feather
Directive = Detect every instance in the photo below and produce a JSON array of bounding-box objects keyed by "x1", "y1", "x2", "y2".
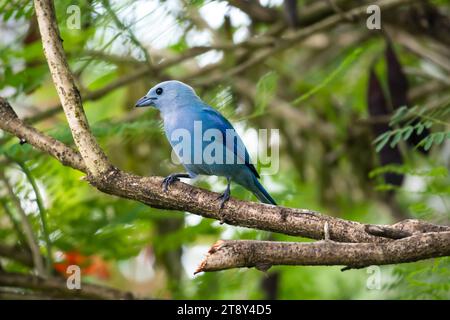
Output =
[{"x1": 136, "y1": 80, "x2": 276, "y2": 205}]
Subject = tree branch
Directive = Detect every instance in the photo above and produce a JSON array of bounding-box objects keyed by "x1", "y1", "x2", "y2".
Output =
[
  {"x1": 0, "y1": 245, "x2": 33, "y2": 268},
  {"x1": 196, "y1": 232, "x2": 450, "y2": 273},
  {"x1": 0, "y1": 98, "x2": 86, "y2": 172},
  {"x1": 1, "y1": 98, "x2": 448, "y2": 245},
  {"x1": 195, "y1": 0, "x2": 417, "y2": 86},
  {"x1": 0, "y1": 271, "x2": 135, "y2": 300},
  {"x1": 227, "y1": 0, "x2": 280, "y2": 23},
  {"x1": 34, "y1": 0, "x2": 111, "y2": 177}
]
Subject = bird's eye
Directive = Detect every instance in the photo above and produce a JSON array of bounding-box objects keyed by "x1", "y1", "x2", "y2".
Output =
[{"x1": 156, "y1": 88, "x2": 163, "y2": 95}]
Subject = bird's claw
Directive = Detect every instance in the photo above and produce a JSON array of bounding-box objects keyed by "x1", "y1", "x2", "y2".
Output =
[
  {"x1": 217, "y1": 191, "x2": 230, "y2": 224},
  {"x1": 217, "y1": 192, "x2": 230, "y2": 210},
  {"x1": 162, "y1": 175, "x2": 179, "y2": 192}
]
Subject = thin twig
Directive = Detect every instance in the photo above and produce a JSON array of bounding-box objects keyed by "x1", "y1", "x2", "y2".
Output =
[
  {"x1": 22, "y1": 0, "x2": 416, "y2": 126},
  {"x1": 16, "y1": 160, "x2": 53, "y2": 274},
  {"x1": 0, "y1": 172, "x2": 46, "y2": 276},
  {"x1": 101, "y1": 0, "x2": 151, "y2": 64},
  {"x1": 0, "y1": 271, "x2": 135, "y2": 300},
  {"x1": 0, "y1": 198, "x2": 28, "y2": 247}
]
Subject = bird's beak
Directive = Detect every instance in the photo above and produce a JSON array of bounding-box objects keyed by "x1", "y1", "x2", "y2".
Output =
[{"x1": 135, "y1": 96, "x2": 156, "y2": 107}]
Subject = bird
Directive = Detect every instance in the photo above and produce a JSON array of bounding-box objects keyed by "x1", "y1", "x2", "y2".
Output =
[{"x1": 135, "y1": 80, "x2": 276, "y2": 209}]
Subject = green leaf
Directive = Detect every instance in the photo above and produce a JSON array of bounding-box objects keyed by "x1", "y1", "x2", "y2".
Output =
[
  {"x1": 390, "y1": 106, "x2": 408, "y2": 126},
  {"x1": 416, "y1": 123, "x2": 425, "y2": 135},
  {"x1": 390, "y1": 130, "x2": 402, "y2": 148},
  {"x1": 427, "y1": 166, "x2": 448, "y2": 177},
  {"x1": 254, "y1": 71, "x2": 278, "y2": 116},
  {"x1": 3, "y1": 7, "x2": 14, "y2": 21},
  {"x1": 375, "y1": 133, "x2": 391, "y2": 152},
  {"x1": 292, "y1": 48, "x2": 362, "y2": 105},
  {"x1": 424, "y1": 135, "x2": 434, "y2": 151},
  {"x1": 373, "y1": 131, "x2": 390, "y2": 144},
  {"x1": 369, "y1": 164, "x2": 405, "y2": 178},
  {"x1": 402, "y1": 126, "x2": 414, "y2": 140},
  {"x1": 434, "y1": 132, "x2": 445, "y2": 145},
  {"x1": 424, "y1": 121, "x2": 433, "y2": 129}
]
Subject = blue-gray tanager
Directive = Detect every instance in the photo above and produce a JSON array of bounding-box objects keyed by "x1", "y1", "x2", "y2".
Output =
[{"x1": 135, "y1": 80, "x2": 276, "y2": 207}]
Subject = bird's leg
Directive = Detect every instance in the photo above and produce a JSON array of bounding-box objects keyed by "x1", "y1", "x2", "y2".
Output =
[
  {"x1": 217, "y1": 177, "x2": 231, "y2": 223},
  {"x1": 217, "y1": 177, "x2": 231, "y2": 209},
  {"x1": 162, "y1": 173, "x2": 191, "y2": 192}
]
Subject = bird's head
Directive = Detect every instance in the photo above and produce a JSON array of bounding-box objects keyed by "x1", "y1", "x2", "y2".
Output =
[{"x1": 135, "y1": 80, "x2": 198, "y2": 111}]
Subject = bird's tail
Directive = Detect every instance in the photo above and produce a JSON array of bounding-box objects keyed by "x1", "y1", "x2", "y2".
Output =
[{"x1": 251, "y1": 176, "x2": 277, "y2": 205}]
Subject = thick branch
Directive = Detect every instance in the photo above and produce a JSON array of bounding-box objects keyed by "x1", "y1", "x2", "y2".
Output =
[
  {"x1": 34, "y1": 0, "x2": 110, "y2": 176},
  {"x1": 0, "y1": 97, "x2": 86, "y2": 172},
  {"x1": 1, "y1": 98, "x2": 448, "y2": 244},
  {"x1": 196, "y1": 232, "x2": 450, "y2": 272},
  {"x1": 0, "y1": 272, "x2": 134, "y2": 300}
]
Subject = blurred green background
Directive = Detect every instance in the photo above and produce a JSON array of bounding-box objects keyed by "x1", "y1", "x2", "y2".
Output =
[{"x1": 0, "y1": 0, "x2": 449, "y2": 299}]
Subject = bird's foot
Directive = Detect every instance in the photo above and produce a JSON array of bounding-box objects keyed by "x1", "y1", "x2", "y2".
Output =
[
  {"x1": 216, "y1": 190, "x2": 230, "y2": 224},
  {"x1": 162, "y1": 174, "x2": 180, "y2": 192},
  {"x1": 217, "y1": 192, "x2": 230, "y2": 210}
]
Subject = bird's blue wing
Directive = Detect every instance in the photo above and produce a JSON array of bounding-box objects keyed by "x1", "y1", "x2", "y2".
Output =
[{"x1": 200, "y1": 106, "x2": 260, "y2": 179}]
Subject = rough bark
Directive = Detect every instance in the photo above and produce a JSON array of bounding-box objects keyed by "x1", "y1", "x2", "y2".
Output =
[
  {"x1": 0, "y1": 98, "x2": 86, "y2": 172},
  {"x1": 196, "y1": 232, "x2": 450, "y2": 272},
  {"x1": 34, "y1": 0, "x2": 110, "y2": 176},
  {"x1": 1, "y1": 97, "x2": 449, "y2": 267}
]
